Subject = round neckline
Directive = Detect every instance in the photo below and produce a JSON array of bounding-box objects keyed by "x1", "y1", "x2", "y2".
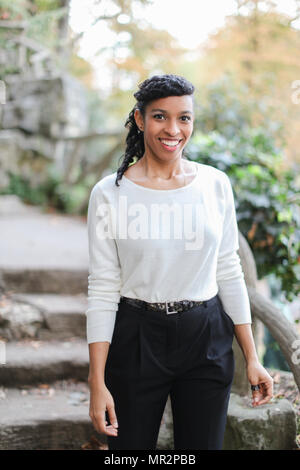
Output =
[{"x1": 122, "y1": 161, "x2": 199, "y2": 193}]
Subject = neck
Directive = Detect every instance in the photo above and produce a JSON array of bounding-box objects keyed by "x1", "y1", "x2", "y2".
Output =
[{"x1": 137, "y1": 154, "x2": 188, "y2": 180}]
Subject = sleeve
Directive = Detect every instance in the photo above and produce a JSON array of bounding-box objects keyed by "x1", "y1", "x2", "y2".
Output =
[
  {"x1": 85, "y1": 183, "x2": 122, "y2": 344},
  {"x1": 216, "y1": 173, "x2": 252, "y2": 325}
]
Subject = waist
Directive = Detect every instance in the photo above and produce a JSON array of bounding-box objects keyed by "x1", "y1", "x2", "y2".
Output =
[{"x1": 120, "y1": 295, "x2": 218, "y2": 315}]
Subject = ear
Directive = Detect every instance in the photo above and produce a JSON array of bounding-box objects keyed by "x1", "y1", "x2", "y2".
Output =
[{"x1": 134, "y1": 108, "x2": 144, "y2": 132}]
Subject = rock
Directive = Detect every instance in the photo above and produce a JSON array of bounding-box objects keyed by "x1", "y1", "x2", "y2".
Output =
[
  {"x1": 2, "y1": 75, "x2": 89, "y2": 137},
  {"x1": 0, "y1": 73, "x2": 89, "y2": 190},
  {"x1": 0, "y1": 296, "x2": 44, "y2": 340},
  {"x1": 0, "y1": 130, "x2": 55, "y2": 189},
  {"x1": 11, "y1": 293, "x2": 87, "y2": 340},
  {"x1": 223, "y1": 392, "x2": 297, "y2": 450}
]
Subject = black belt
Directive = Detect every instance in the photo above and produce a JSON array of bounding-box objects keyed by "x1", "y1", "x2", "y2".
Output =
[{"x1": 120, "y1": 296, "x2": 209, "y2": 314}]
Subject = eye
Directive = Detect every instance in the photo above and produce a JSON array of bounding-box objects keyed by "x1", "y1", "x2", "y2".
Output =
[
  {"x1": 180, "y1": 115, "x2": 192, "y2": 122},
  {"x1": 153, "y1": 113, "x2": 165, "y2": 120}
]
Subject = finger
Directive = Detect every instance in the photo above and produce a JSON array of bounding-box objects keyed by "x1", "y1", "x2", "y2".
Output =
[
  {"x1": 104, "y1": 410, "x2": 118, "y2": 436},
  {"x1": 259, "y1": 380, "x2": 273, "y2": 397},
  {"x1": 251, "y1": 386, "x2": 262, "y2": 405},
  {"x1": 103, "y1": 408, "x2": 118, "y2": 436},
  {"x1": 252, "y1": 382, "x2": 273, "y2": 406},
  {"x1": 105, "y1": 424, "x2": 119, "y2": 436},
  {"x1": 255, "y1": 390, "x2": 273, "y2": 405},
  {"x1": 252, "y1": 392, "x2": 262, "y2": 406},
  {"x1": 90, "y1": 410, "x2": 118, "y2": 436},
  {"x1": 263, "y1": 380, "x2": 274, "y2": 397},
  {"x1": 258, "y1": 385, "x2": 273, "y2": 405},
  {"x1": 92, "y1": 417, "x2": 118, "y2": 436},
  {"x1": 107, "y1": 403, "x2": 119, "y2": 429},
  {"x1": 255, "y1": 396, "x2": 272, "y2": 405}
]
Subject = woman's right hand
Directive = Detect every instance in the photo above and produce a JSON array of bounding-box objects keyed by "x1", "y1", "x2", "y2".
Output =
[{"x1": 88, "y1": 380, "x2": 119, "y2": 437}]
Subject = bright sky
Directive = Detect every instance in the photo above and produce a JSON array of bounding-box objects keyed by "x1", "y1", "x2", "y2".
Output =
[{"x1": 69, "y1": 0, "x2": 300, "y2": 91}]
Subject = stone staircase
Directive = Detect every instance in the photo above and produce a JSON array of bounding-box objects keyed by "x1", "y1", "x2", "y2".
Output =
[
  {"x1": 1, "y1": 280, "x2": 298, "y2": 451},
  {"x1": 0, "y1": 274, "x2": 100, "y2": 450},
  {"x1": 0, "y1": 197, "x2": 103, "y2": 449}
]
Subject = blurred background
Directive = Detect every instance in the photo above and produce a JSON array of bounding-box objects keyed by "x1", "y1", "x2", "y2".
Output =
[{"x1": 0, "y1": 0, "x2": 299, "y2": 450}]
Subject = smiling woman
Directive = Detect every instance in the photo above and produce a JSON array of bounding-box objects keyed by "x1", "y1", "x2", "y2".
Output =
[{"x1": 86, "y1": 74, "x2": 273, "y2": 451}]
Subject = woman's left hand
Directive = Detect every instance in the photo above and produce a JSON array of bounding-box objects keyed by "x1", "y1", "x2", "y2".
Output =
[{"x1": 246, "y1": 360, "x2": 274, "y2": 407}]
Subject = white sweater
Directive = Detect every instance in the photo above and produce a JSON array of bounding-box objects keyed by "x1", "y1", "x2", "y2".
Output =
[{"x1": 86, "y1": 161, "x2": 252, "y2": 344}]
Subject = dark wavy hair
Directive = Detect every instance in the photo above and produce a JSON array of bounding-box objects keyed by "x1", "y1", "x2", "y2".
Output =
[{"x1": 115, "y1": 74, "x2": 195, "y2": 186}]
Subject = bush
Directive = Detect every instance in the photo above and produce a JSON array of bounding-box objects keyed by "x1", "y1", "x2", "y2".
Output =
[{"x1": 187, "y1": 128, "x2": 300, "y2": 301}]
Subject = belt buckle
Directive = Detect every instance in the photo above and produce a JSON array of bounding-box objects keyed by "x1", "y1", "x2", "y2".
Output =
[{"x1": 165, "y1": 301, "x2": 177, "y2": 314}]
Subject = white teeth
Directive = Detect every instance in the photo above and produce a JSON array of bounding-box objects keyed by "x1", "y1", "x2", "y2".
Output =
[{"x1": 161, "y1": 140, "x2": 179, "y2": 146}]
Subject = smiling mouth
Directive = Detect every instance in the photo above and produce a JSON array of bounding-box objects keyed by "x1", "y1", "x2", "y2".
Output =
[{"x1": 159, "y1": 138, "x2": 183, "y2": 149}]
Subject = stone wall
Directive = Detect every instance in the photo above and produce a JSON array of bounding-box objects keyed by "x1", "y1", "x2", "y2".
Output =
[{"x1": 0, "y1": 72, "x2": 89, "y2": 190}]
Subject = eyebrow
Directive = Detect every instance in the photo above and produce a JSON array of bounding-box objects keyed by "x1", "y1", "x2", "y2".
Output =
[{"x1": 150, "y1": 108, "x2": 193, "y2": 114}]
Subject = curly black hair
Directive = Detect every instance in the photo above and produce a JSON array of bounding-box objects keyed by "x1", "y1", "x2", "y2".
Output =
[{"x1": 115, "y1": 74, "x2": 195, "y2": 186}]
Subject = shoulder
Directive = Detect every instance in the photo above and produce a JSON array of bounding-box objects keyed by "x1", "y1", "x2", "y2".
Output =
[
  {"x1": 89, "y1": 171, "x2": 119, "y2": 200},
  {"x1": 195, "y1": 162, "x2": 230, "y2": 186}
]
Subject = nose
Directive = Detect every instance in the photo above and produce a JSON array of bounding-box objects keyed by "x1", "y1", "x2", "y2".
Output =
[{"x1": 164, "y1": 119, "x2": 180, "y2": 136}]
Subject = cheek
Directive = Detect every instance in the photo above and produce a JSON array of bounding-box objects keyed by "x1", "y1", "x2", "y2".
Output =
[
  {"x1": 183, "y1": 125, "x2": 193, "y2": 138},
  {"x1": 145, "y1": 124, "x2": 162, "y2": 140}
]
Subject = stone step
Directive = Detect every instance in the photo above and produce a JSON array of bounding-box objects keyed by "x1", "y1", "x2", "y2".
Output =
[
  {"x1": 224, "y1": 392, "x2": 298, "y2": 450},
  {"x1": 1, "y1": 339, "x2": 89, "y2": 386},
  {"x1": 2, "y1": 268, "x2": 87, "y2": 295},
  {"x1": 8, "y1": 292, "x2": 87, "y2": 340},
  {"x1": 0, "y1": 207, "x2": 88, "y2": 295},
  {"x1": 0, "y1": 381, "x2": 104, "y2": 450}
]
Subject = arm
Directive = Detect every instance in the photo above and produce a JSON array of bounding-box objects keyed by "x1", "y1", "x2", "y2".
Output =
[
  {"x1": 86, "y1": 183, "x2": 121, "y2": 435},
  {"x1": 88, "y1": 342, "x2": 110, "y2": 385},
  {"x1": 216, "y1": 173, "x2": 273, "y2": 406},
  {"x1": 86, "y1": 183, "x2": 122, "y2": 345},
  {"x1": 88, "y1": 342, "x2": 118, "y2": 436},
  {"x1": 234, "y1": 324, "x2": 273, "y2": 406}
]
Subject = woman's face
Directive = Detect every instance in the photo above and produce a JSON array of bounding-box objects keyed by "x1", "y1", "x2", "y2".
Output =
[{"x1": 134, "y1": 95, "x2": 194, "y2": 160}]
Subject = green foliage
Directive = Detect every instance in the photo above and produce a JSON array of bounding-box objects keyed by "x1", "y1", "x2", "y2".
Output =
[
  {"x1": 0, "y1": 0, "x2": 31, "y2": 20},
  {"x1": 0, "y1": 0, "x2": 64, "y2": 20},
  {"x1": 194, "y1": 73, "x2": 285, "y2": 145},
  {"x1": 26, "y1": 6, "x2": 68, "y2": 49},
  {"x1": 0, "y1": 0, "x2": 68, "y2": 50},
  {"x1": 0, "y1": 166, "x2": 88, "y2": 214},
  {"x1": 187, "y1": 75, "x2": 299, "y2": 301},
  {"x1": 187, "y1": 128, "x2": 300, "y2": 301}
]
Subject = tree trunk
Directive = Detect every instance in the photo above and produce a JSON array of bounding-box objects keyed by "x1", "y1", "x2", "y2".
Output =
[{"x1": 233, "y1": 231, "x2": 300, "y2": 395}]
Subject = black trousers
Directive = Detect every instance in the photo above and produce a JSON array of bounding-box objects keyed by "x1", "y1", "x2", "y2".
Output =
[{"x1": 104, "y1": 294, "x2": 235, "y2": 450}]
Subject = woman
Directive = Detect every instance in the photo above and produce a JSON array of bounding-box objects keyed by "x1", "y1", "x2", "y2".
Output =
[{"x1": 86, "y1": 74, "x2": 273, "y2": 450}]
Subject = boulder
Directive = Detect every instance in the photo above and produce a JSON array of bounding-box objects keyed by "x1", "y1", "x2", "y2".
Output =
[
  {"x1": 0, "y1": 296, "x2": 44, "y2": 340},
  {"x1": 2, "y1": 75, "x2": 89, "y2": 137},
  {"x1": 223, "y1": 392, "x2": 297, "y2": 450}
]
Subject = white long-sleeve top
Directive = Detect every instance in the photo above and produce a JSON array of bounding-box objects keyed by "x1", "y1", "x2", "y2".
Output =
[{"x1": 86, "y1": 161, "x2": 252, "y2": 344}]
